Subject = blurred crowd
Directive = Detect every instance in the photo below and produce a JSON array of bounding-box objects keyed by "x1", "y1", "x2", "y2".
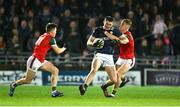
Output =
[{"x1": 0, "y1": 0, "x2": 180, "y2": 58}]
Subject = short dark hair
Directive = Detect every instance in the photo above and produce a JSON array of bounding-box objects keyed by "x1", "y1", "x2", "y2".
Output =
[
  {"x1": 104, "y1": 16, "x2": 113, "y2": 22},
  {"x1": 46, "y1": 23, "x2": 57, "y2": 32}
]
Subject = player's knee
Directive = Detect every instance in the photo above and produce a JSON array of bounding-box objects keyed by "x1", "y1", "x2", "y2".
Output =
[
  {"x1": 111, "y1": 77, "x2": 117, "y2": 84},
  {"x1": 25, "y1": 78, "x2": 32, "y2": 84},
  {"x1": 53, "y1": 67, "x2": 59, "y2": 75}
]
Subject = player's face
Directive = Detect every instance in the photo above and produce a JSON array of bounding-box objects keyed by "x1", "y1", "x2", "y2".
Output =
[
  {"x1": 51, "y1": 28, "x2": 57, "y2": 37},
  {"x1": 103, "y1": 20, "x2": 113, "y2": 30},
  {"x1": 119, "y1": 21, "x2": 128, "y2": 32}
]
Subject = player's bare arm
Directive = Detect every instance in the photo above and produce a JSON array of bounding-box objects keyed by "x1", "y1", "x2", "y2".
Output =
[
  {"x1": 104, "y1": 31, "x2": 129, "y2": 44},
  {"x1": 51, "y1": 45, "x2": 66, "y2": 54},
  {"x1": 104, "y1": 31, "x2": 119, "y2": 40},
  {"x1": 87, "y1": 35, "x2": 95, "y2": 46}
]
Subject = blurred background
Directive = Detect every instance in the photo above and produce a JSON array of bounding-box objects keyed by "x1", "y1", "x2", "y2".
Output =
[{"x1": 0, "y1": 0, "x2": 180, "y2": 86}]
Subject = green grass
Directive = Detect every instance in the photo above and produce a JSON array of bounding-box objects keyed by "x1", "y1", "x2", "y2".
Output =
[{"x1": 0, "y1": 85, "x2": 180, "y2": 106}]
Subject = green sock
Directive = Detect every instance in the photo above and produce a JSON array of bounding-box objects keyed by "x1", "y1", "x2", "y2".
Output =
[
  {"x1": 84, "y1": 84, "x2": 88, "y2": 88},
  {"x1": 52, "y1": 87, "x2": 57, "y2": 91},
  {"x1": 13, "y1": 83, "x2": 22, "y2": 87},
  {"x1": 104, "y1": 82, "x2": 114, "y2": 88},
  {"x1": 112, "y1": 90, "x2": 117, "y2": 95}
]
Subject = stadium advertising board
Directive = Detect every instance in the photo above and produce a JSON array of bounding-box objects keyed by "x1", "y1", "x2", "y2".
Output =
[
  {"x1": 0, "y1": 70, "x2": 42, "y2": 85},
  {"x1": 42, "y1": 70, "x2": 89, "y2": 85},
  {"x1": 144, "y1": 69, "x2": 180, "y2": 86},
  {"x1": 92, "y1": 70, "x2": 141, "y2": 86}
]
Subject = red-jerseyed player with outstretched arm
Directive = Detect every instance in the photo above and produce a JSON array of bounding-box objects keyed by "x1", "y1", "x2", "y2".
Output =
[
  {"x1": 101, "y1": 19, "x2": 135, "y2": 97},
  {"x1": 9, "y1": 23, "x2": 66, "y2": 97}
]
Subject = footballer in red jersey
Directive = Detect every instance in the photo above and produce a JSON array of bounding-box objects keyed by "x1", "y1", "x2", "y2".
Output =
[
  {"x1": 9, "y1": 23, "x2": 66, "y2": 97},
  {"x1": 102, "y1": 19, "x2": 135, "y2": 97}
]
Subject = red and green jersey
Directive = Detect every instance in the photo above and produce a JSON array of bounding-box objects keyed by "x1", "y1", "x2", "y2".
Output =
[
  {"x1": 119, "y1": 31, "x2": 135, "y2": 59},
  {"x1": 32, "y1": 33, "x2": 56, "y2": 62}
]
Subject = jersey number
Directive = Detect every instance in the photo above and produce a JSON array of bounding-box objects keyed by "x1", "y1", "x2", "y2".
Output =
[{"x1": 35, "y1": 36, "x2": 45, "y2": 45}]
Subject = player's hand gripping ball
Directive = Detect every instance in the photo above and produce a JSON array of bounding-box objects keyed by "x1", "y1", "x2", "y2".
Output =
[{"x1": 93, "y1": 38, "x2": 104, "y2": 49}]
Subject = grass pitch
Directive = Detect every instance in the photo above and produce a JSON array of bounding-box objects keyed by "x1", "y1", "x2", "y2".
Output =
[{"x1": 0, "y1": 85, "x2": 180, "y2": 106}]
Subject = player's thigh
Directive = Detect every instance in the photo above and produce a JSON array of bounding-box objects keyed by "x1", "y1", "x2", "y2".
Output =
[
  {"x1": 25, "y1": 68, "x2": 36, "y2": 81},
  {"x1": 91, "y1": 57, "x2": 101, "y2": 71},
  {"x1": 115, "y1": 64, "x2": 121, "y2": 70},
  {"x1": 40, "y1": 61, "x2": 58, "y2": 74},
  {"x1": 115, "y1": 57, "x2": 123, "y2": 68},
  {"x1": 117, "y1": 64, "x2": 130, "y2": 75},
  {"x1": 116, "y1": 65, "x2": 125, "y2": 79},
  {"x1": 105, "y1": 66, "x2": 117, "y2": 79}
]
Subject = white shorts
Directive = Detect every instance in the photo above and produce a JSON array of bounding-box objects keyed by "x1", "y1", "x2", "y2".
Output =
[
  {"x1": 95, "y1": 53, "x2": 115, "y2": 67},
  {"x1": 27, "y1": 56, "x2": 44, "y2": 72},
  {"x1": 116, "y1": 57, "x2": 135, "y2": 69}
]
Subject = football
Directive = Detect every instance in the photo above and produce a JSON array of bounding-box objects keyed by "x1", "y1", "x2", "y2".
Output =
[{"x1": 93, "y1": 38, "x2": 104, "y2": 49}]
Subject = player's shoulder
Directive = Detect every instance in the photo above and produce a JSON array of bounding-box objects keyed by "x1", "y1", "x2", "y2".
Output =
[
  {"x1": 95, "y1": 26, "x2": 104, "y2": 31},
  {"x1": 42, "y1": 33, "x2": 48, "y2": 36},
  {"x1": 41, "y1": 33, "x2": 52, "y2": 41},
  {"x1": 92, "y1": 26, "x2": 103, "y2": 34},
  {"x1": 112, "y1": 27, "x2": 119, "y2": 32},
  {"x1": 126, "y1": 31, "x2": 133, "y2": 38},
  {"x1": 125, "y1": 31, "x2": 134, "y2": 40},
  {"x1": 112, "y1": 27, "x2": 121, "y2": 36},
  {"x1": 44, "y1": 33, "x2": 52, "y2": 37}
]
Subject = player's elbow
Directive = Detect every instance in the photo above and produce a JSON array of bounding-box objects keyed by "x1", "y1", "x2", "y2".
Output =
[
  {"x1": 56, "y1": 51, "x2": 62, "y2": 54},
  {"x1": 87, "y1": 41, "x2": 93, "y2": 47},
  {"x1": 87, "y1": 42, "x2": 90, "y2": 46}
]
